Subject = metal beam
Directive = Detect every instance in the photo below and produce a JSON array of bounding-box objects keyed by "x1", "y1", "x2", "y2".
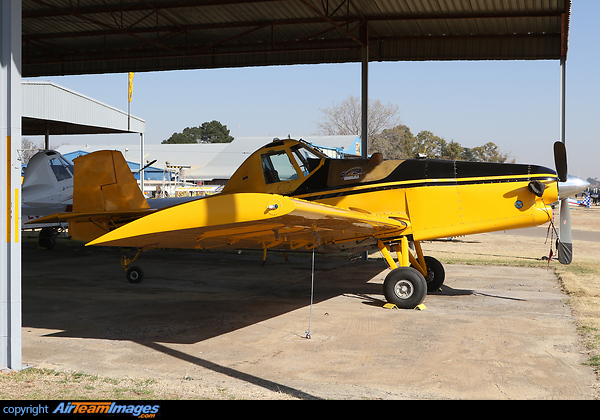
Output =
[
  {"x1": 361, "y1": 44, "x2": 368, "y2": 159},
  {"x1": 560, "y1": 58, "x2": 567, "y2": 143},
  {"x1": 360, "y1": 34, "x2": 368, "y2": 261},
  {"x1": 1, "y1": 0, "x2": 23, "y2": 371}
]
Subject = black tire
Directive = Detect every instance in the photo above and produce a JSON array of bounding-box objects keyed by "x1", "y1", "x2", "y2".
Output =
[
  {"x1": 412, "y1": 256, "x2": 445, "y2": 292},
  {"x1": 39, "y1": 227, "x2": 57, "y2": 249},
  {"x1": 383, "y1": 267, "x2": 427, "y2": 309},
  {"x1": 126, "y1": 266, "x2": 144, "y2": 283}
]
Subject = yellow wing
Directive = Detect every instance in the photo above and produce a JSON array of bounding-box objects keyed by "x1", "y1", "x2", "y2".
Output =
[{"x1": 86, "y1": 192, "x2": 408, "y2": 252}]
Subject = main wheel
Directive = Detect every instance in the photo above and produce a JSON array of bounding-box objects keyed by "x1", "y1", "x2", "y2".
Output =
[
  {"x1": 126, "y1": 266, "x2": 144, "y2": 283},
  {"x1": 39, "y1": 227, "x2": 57, "y2": 249},
  {"x1": 383, "y1": 267, "x2": 427, "y2": 309},
  {"x1": 412, "y1": 256, "x2": 445, "y2": 292}
]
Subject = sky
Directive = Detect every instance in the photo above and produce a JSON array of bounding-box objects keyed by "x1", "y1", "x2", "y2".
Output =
[{"x1": 28, "y1": 0, "x2": 600, "y2": 180}]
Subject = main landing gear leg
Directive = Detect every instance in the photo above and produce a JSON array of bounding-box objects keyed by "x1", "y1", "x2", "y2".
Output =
[
  {"x1": 121, "y1": 249, "x2": 144, "y2": 283},
  {"x1": 378, "y1": 238, "x2": 446, "y2": 309},
  {"x1": 378, "y1": 238, "x2": 427, "y2": 309},
  {"x1": 409, "y1": 240, "x2": 445, "y2": 292}
]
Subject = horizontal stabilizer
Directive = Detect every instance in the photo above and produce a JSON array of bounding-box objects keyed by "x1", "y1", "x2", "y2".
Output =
[{"x1": 27, "y1": 209, "x2": 154, "y2": 225}]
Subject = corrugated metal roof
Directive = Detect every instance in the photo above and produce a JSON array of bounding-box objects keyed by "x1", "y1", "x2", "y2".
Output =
[
  {"x1": 54, "y1": 135, "x2": 360, "y2": 181},
  {"x1": 22, "y1": 81, "x2": 145, "y2": 135},
  {"x1": 22, "y1": 0, "x2": 571, "y2": 77},
  {"x1": 56, "y1": 142, "x2": 228, "y2": 171}
]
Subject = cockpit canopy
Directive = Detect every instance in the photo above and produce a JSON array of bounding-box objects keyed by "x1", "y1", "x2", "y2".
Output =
[
  {"x1": 261, "y1": 142, "x2": 324, "y2": 184},
  {"x1": 222, "y1": 139, "x2": 327, "y2": 195},
  {"x1": 23, "y1": 150, "x2": 74, "y2": 188}
]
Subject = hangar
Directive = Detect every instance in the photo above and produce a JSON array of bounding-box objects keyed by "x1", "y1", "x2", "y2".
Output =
[
  {"x1": 54, "y1": 134, "x2": 360, "y2": 186},
  {"x1": 2, "y1": 0, "x2": 571, "y2": 370},
  {"x1": 22, "y1": 80, "x2": 145, "y2": 139}
]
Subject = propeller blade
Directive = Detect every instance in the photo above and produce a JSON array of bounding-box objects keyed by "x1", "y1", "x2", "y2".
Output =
[
  {"x1": 554, "y1": 141, "x2": 568, "y2": 182},
  {"x1": 554, "y1": 140, "x2": 574, "y2": 264},
  {"x1": 557, "y1": 198, "x2": 573, "y2": 265}
]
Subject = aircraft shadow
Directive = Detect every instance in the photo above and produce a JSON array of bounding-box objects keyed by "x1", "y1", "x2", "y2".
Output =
[
  {"x1": 431, "y1": 284, "x2": 475, "y2": 296},
  {"x1": 22, "y1": 240, "x2": 395, "y2": 400},
  {"x1": 21, "y1": 239, "x2": 388, "y2": 345}
]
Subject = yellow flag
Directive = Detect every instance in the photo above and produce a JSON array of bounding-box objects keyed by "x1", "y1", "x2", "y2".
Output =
[{"x1": 128, "y1": 72, "x2": 134, "y2": 103}]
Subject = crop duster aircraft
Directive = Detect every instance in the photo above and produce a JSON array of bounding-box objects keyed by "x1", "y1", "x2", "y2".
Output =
[{"x1": 31, "y1": 139, "x2": 587, "y2": 309}]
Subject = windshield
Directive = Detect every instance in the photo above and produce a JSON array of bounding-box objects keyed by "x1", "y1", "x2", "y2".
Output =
[
  {"x1": 48, "y1": 156, "x2": 74, "y2": 181},
  {"x1": 261, "y1": 144, "x2": 325, "y2": 184},
  {"x1": 290, "y1": 144, "x2": 323, "y2": 176}
]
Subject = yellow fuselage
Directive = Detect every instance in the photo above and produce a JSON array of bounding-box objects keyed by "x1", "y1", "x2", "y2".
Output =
[
  {"x1": 223, "y1": 140, "x2": 558, "y2": 243},
  {"x1": 73, "y1": 139, "x2": 557, "y2": 254}
]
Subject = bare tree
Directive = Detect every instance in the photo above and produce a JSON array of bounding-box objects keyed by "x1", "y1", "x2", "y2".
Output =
[
  {"x1": 20, "y1": 138, "x2": 44, "y2": 163},
  {"x1": 315, "y1": 95, "x2": 401, "y2": 140}
]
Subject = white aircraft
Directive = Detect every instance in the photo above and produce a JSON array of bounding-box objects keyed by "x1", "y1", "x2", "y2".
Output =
[{"x1": 22, "y1": 150, "x2": 74, "y2": 247}]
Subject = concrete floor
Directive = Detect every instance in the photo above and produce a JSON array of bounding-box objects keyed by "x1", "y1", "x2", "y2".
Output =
[{"x1": 20, "y1": 237, "x2": 599, "y2": 399}]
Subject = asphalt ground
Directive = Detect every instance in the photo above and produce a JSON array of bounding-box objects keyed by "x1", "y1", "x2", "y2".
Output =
[{"x1": 20, "y1": 236, "x2": 599, "y2": 400}]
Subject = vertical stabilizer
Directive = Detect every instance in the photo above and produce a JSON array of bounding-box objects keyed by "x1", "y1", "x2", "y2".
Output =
[
  {"x1": 69, "y1": 150, "x2": 149, "y2": 242},
  {"x1": 73, "y1": 150, "x2": 149, "y2": 213}
]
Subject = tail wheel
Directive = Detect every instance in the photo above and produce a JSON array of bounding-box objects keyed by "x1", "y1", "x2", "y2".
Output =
[
  {"x1": 126, "y1": 266, "x2": 144, "y2": 283},
  {"x1": 39, "y1": 227, "x2": 57, "y2": 249},
  {"x1": 412, "y1": 256, "x2": 445, "y2": 292},
  {"x1": 383, "y1": 267, "x2": 427, "y2": 309}
]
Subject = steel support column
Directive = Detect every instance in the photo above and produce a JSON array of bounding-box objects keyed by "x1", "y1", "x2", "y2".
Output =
[
  {"x1": 1, "y1": 0, "x2": 23, "y2": 371},
  {"x1": 558, "y1": 57, "x2": 572, "y2": 260},
  {"x1": 361, "y1": 45, "x2": 368, "y2": 159},
  {"x1": 140, "y1": 133, "x2": 144, "y2": 195},
  {"x1": 560, "y1": 58, "x2": 566, "y2": 143},
  {"x1": 360, "y1": 42, "x2": 369, "y2": 260}
]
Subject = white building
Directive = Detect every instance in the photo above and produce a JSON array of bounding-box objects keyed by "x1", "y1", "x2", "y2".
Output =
[{"x1": 56, "y1": 135, "x2": 361, "y2": 187}]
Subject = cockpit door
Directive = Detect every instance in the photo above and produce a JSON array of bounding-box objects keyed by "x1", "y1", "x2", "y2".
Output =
[{"x1": 260, "y1": 143, "x2": 324, "y2": 195}]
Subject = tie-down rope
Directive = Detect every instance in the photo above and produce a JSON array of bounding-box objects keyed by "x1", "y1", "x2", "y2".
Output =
[{"x1": 305, "y1": 231, "x2": 321, "y2": 339}]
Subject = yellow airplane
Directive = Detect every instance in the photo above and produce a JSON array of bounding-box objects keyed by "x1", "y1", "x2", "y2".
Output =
[{"x1": 32, "y1": 138, "x2": 584, "y2": 309}]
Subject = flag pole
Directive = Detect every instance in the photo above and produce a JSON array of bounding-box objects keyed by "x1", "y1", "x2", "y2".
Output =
[{"x1": 128, "y1": 72, "x2": 134, "y2": 131}]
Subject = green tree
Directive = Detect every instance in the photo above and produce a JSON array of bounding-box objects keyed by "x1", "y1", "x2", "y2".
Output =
[
  {"x1": 460, "y1": 147, "x2": 477, "y2": 161},
  {"x1": 370, "y1": 124, "x2": 513, "y2": 163},
  {"x1": 199, "y1": 120, "x2": 234, "y2": 143},
  {"x1": 162, "y1": 131, "x2": 196, "y2": 144},
  {"x1": 442, "y1": 140, "x2": 463, "y2": 160},
  {"x1": 162, "y1": 120, "x2": 234, "y2": 144},
  {"x1": 470, "y1": 142, "x2": 514, "y2": 163},
  {"x1": 415, "y1": 130, "x2": 447, "y2": 157},
  {"x1": 371, "y1": 126, "x2": 454, "y2": 160},
  {"x1": 369, "y1": 124, "x2": 416, "y2": 159}
]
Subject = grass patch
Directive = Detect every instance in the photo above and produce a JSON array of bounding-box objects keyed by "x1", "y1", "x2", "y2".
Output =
[
  {"x1": 585, "y1": 355, "x2": 600, "y2": 372},
  {"x1": 0, "y1": 368, "x2": 160, "y2": 400}
]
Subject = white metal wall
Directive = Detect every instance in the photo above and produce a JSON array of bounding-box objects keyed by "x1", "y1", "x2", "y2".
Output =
[
  {"x1": 23, "y1": 81, "x2": 145, "y2": 134},
  {"x1": 1, "y1": 0, "x2": 23, "y2": 371}
]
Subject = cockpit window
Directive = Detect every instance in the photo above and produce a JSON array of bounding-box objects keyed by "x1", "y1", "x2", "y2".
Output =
[
  {"x1": 261, "y1": 143, "x2": 325, "y2": 185},
  {"x1": 48, "y1": 156, "x2": 74, "y2": 181},
  {"x1": 262, "y1": 151, "x2": 299, "y2": 184}
]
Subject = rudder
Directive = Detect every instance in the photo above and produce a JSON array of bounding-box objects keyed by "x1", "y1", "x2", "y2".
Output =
[
  {"x1": 69, "y1": 150, "x2": 150, "y2": 242},
  {"x1": 73, "y1": 150, "x2": 149, "y2": 213}
]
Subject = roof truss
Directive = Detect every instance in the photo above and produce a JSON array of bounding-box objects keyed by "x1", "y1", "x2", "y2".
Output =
[{"x1": 22, "y1": 0, "x2": 571, "y2": 77}]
